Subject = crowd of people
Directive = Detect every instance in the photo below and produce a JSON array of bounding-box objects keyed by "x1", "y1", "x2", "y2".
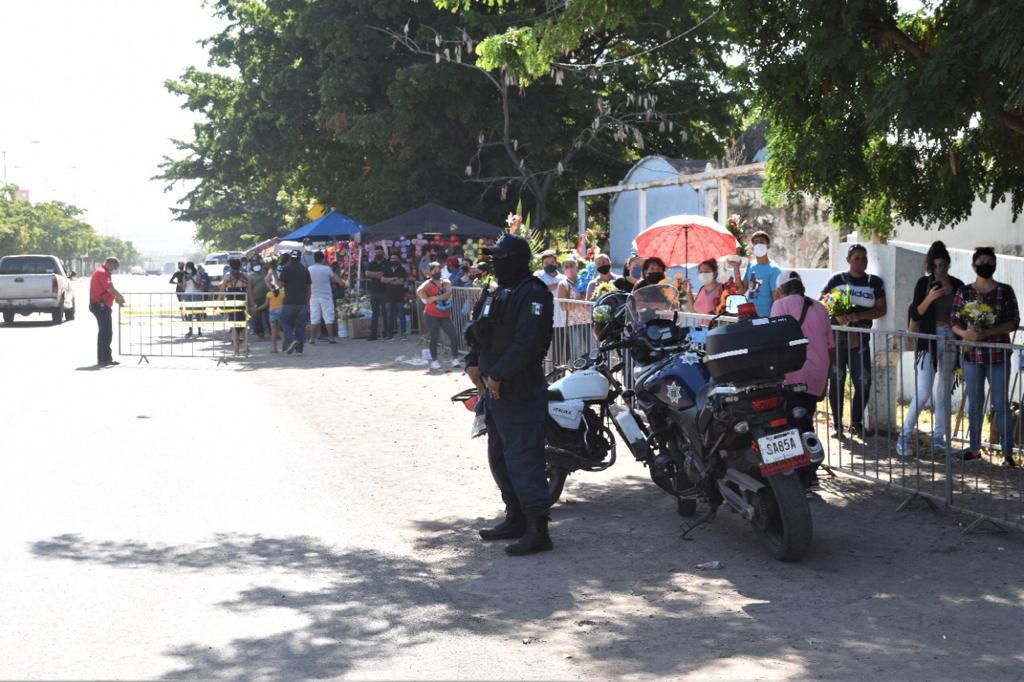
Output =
[{"x1": 153, "y1": 229, "x2": 1020, "y2": 466}]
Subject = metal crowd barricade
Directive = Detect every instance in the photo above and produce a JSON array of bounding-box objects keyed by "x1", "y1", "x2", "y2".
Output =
[
  {"x1": 118, "y1": 291, "x2": 249, "y2": 364},
  {"x1": 813, "y1": 325, "x2": 1024, "y2": 533}
]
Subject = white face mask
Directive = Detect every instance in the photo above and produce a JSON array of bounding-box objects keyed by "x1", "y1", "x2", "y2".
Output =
[
  {"x1": 752, "y1": 243, "x2": 769, "y2": 258},
  {"x1": 699, "y1": 272, "x2": 715, "y2": 286}
]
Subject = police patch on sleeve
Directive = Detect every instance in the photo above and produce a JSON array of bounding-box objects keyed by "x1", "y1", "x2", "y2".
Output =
[{"x1": 530, "y1": 302, "x2": 543, "y2": 316}]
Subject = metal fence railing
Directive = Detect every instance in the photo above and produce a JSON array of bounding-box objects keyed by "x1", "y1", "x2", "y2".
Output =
[
  {"x1": 118, "y1": 291, "x2": 249, "y2": 364},
  {"x1": 435, "y1": 287, "x2": 1024, "y2": 532}
]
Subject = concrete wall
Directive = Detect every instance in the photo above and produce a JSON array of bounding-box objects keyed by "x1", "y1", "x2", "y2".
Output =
[
  {"x1": 608, "y1": 157, "x2": 704, "y2": 269},
  {"x1": 892, "y1": 197, "x2": 1024, "y2": 257}
]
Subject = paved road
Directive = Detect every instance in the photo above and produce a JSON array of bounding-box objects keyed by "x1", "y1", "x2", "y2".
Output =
[{"x1": 1, "y1": 275, "x2": 1023, "y2": 680}]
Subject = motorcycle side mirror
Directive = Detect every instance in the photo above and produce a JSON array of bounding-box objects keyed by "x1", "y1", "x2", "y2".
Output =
[{"x1": 724, "y1": 294, "x2": 748, "y2": 315}]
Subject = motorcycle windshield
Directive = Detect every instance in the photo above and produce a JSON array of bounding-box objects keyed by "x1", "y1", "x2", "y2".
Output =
[{"x1": 627, "y1": 284, "x2": 679, "y2": 326}]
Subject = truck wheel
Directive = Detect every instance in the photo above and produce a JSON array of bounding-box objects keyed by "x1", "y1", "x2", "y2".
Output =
[
  {"x1": 51, "y1": 300, "x2": 64, "y2": 325},
  {"x1": 2, "y1": 312, "x2": 13, "y2": 325}
]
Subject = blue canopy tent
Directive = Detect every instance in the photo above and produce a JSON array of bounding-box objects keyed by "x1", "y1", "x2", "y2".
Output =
[{"x1": 281, "y1": 210, "x2": 366, "y2": 240}]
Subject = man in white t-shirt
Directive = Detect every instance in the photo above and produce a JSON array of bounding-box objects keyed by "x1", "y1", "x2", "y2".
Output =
[
  {"x1": 533, "y1": 250, "x2": 568, "y2": 328},
  {"x1": 308, "y1": 251, "x2": 344, "y2": 344}
]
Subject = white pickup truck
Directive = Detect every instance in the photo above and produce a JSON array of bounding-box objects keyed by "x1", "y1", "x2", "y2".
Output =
[{"x1": 0, "y1": 254, "x2": 77, "y2": 325}]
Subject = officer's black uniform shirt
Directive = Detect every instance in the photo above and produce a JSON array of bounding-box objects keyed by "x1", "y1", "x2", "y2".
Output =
[{"x1": 465, "y1": 276, "x2": 554, "y2": 399}]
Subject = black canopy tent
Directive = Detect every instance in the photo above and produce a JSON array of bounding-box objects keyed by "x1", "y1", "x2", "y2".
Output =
[{"x1": 363, "y1": 202, "x2": 503, "y2": 238}]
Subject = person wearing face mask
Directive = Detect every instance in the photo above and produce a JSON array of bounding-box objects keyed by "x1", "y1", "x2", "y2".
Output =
[
  {"x1": 770, "y1": 270, "x2": 834, "y2": 491},
  {"x1": 364, "y1": 247, "x2": 388, "y2": 341},
  {"x1": 683, "y1": 258, "x2": 724, "y2": 316},
  {"x1": 181, "y1": 261, "x2": 204, "y2": 338},
  {"x1": 613, "y1": 254, "x2": 645, "y2": 293},
  {"x1": 586, "y1": 253, "x2": 614, "y2": 300},
  {"x1": 738, "y1": 230, "x2": 781, "y2": 318},
  {"x1": 632, "y1": 256, "x2": 667, "y2": 292},
  {"x1": 416, "y1": 261, "x2": 461, "y2": 369},
  {"x1": 533, "y1": 250, "x2": 566, "y2": 294},
  {"x1": 464, "y1": 233, "x2": 555, "y2": 556},
  {"x1": 382, "y1": 253, "x2": 410, "y2": 341},
  {"x1": 897, "y1": 241, "x2": 964, "y2": 458},
  {"x1": 950, "y1": 247, "x2": 1020, "y2": 466},
  {"x1": 88, "y1": 257, "x2": 126, "y2": 367},
  {"x1": 821, "y1": 244, "x2": 887, "y2": 439}
]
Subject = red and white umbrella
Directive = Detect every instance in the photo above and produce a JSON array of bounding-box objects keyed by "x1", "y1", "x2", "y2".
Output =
[{"x1": 632, "y1": 214, "x2": 737, "y2": 268}]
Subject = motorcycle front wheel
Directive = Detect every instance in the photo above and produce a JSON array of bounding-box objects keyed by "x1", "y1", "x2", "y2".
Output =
[
  {"x1": 546, "y1": 465, "x2": 569, "y2": 505},
  {"x1": 752, "y1": 472, "x2": 813, "y2": 562}
]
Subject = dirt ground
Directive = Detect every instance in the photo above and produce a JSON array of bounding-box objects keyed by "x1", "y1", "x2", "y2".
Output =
[{"x1": 246, "y1": 334, "x2": 1024, "y2": 681}]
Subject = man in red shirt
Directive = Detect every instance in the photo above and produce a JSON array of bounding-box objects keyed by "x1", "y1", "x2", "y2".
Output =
[{"x1": 89, "y1": 257, "x2": 126, "y2": 366}]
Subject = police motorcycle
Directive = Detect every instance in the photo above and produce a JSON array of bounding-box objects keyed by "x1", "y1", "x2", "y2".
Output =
[
  {"x1": 617, "y1": 283, "x2": 822, "y2": 561},
  {"x1": 451, "y1": 285, "x2": 662, "y2": 504}
]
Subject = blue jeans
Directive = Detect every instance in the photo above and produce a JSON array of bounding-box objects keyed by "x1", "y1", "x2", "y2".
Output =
[
  {"x1": 280, "y1": 304, "x2": 308, "y2": 352},
  {"x1": 484, "y1": 393, "x2": 551, "y2": 516},
  {"x1": 385, "y1": 301, "x2": 406, "y2": 337},
  {"x1": 829, "y1": 339, "x2": 872, "y2": 431},
  {"x1": 962, "y1": 359, "x2": 1013, "y2": 455},
  {"x1": 900, "y1": 326, "x2": 956, "y2": 448}
]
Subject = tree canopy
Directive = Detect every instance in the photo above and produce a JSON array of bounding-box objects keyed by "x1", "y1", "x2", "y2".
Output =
[
  {"x1": 444, "y1": 0, "x2": 1024, "y2": 233},
  {"x1": 0, "y1": 185, "x2": 140, "y2": 266},
  {"x1": 159, "y1": 0, "x2": 744, "y2": 247}
]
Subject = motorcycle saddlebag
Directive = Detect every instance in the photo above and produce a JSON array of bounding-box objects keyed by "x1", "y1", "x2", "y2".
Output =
[{"x1": 704, "y1": 316, "x2": 807, "y2": 384}]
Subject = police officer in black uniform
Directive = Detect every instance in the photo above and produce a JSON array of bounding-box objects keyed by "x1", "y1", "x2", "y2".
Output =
[{"x1": 465, "y1": 232, "x2": 555, "y2": 555}]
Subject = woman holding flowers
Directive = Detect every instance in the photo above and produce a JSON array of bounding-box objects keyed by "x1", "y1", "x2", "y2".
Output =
[
  {"x1": 897, "y1": 241, "x2": 964, "y2": 457},
  {"x1": 950, "y1": 247, "x2": 1020, "y2": 466}
]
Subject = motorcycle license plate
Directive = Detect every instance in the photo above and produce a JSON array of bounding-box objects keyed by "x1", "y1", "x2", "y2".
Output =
[{"x1": 757, "y1": 429, "x2": 803, "y2": 464}]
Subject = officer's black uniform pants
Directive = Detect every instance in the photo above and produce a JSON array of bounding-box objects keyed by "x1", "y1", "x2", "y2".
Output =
[{"x1": 484, "y1": 394, "x2": 551, "y2": 516}]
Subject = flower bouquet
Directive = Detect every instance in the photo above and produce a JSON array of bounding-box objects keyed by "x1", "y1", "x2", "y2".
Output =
[
  {"x1": 821, "y1": 287, "x2": 852, "y2": 319},
  {"x1": 959, "y1": 301, "x2": 996, "y2": 330},
  {"x1": 590, "y1": 280, "x2": 619, "y2": 301}
]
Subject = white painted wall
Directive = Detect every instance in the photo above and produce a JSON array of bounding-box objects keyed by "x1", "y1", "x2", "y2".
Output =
[{"x1": 892, "y1": 197, "x2": 1024, "y2": 257}]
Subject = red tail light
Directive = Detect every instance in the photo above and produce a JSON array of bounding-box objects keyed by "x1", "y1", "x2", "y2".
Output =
[
  {"x1": 51, "y1": 275, "x2": 58, "y2": 294},
  {"x1": 738, "y1": 303, "x2": 757, "y2": 317},
  {"x1": 769, "y1": 417, "x2": 789, "y2": 428},
  {"x1": 751, "y1": 395, "x2": 780, "y2": 412}
]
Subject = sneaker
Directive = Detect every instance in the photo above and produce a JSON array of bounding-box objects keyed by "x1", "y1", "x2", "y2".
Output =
[
  {"x1": 931, "y1": 442, "x2": 949, "y2": 456},
  {"x1": 384, "y1": 336, "x2": 394, "y2": 342},
  {"x1": 1002, "y1": 456, "x2": 1019, "y2": 468},
  {"x1": 451, "y1": 357, "x2": 462, "y2": 368},
  {"x1": 285, "y1": 340, "x2": 298, "y2": 354},
  {"x1": 309, "y1": 338, "x2": 316, "y2": 345},
  {"x1": 430, "y1": 360, "x2": 442, "y2": 370},
  {"x1": 401, "y1": 334, "x2": 408, "y2": 341},
  {"x1": 185, "y1": 330, "x2": 193, "y2": 339},
  {"x1": 101, "y1": 360, "x2": 120, "y2": 367},
  {"x1": 327, "y1": 337, "x2": 337, "y2": 344},
  {"x1": 895, "y1": 438, "x2": 909, "y2": 458},
  {"x1": 849, "y1": 424, "x2": 864, "y2": 438}
]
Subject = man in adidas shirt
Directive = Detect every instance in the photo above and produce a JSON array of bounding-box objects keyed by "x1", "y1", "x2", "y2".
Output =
[{"x1": 821, "y1": 244, "x2": 887, "y2": 438}]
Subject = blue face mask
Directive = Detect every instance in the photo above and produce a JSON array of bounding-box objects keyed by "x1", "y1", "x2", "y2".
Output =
[{"x1": 630, "y1": 266, "x2": 643, "y2": 278}]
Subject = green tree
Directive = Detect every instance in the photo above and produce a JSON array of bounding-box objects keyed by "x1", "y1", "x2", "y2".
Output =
[
  {"x1": 159, "y1": 0, "x2": 743, "y2": 244},
  {"x1": 728, "y1": 0, "x2": 1024, "y2": 232}
]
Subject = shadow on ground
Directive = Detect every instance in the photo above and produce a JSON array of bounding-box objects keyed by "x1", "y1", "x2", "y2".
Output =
[{"x1": 29, "y1": 474, "x2": 1024, "y2": 680}]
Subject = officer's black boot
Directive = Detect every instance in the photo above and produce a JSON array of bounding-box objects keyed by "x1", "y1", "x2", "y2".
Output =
[
  {"x1": 504, "y1": 514, "x2": 553, "y2": 556},
  {"x1": 479, "y1": 506, "x2": 526, "y2": 541}
]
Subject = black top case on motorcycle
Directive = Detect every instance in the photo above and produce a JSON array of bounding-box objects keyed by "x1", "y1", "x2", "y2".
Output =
[{"x1": 704, "y1": 316, "x2": 807, "y2": 385}]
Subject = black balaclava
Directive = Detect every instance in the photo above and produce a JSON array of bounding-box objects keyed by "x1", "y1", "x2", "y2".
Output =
[{"x1": 494, "y1": 255, "x2": 531, "y2": 287}]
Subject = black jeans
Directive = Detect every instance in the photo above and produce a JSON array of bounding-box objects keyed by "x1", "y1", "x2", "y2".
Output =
[
  {"x1": 425, "y1": 315, "x2": 459, "y2": 361},
  {"x1": 90, "y1": 302, "x2": 113, "y2": 364},
  {"x1": 829, "y1": 341, "x2": 871, "y2": 432},
  {"x1": 369, "y1": 294, "x2": 387, "y2": 338}
]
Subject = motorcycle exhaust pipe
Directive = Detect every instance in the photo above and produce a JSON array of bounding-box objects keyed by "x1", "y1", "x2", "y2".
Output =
[{"x1": 802, "y1": 432, "x2": 824, "y2": 464}]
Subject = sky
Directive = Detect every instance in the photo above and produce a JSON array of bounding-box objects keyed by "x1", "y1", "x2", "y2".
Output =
[{"x1": 0, "y1": 0, "x2": 226, "y2": 257}]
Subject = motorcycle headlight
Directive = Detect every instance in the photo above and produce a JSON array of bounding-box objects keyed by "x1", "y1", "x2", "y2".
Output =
[{"x1": 792, "y1": 406, "x2": 808, "y2": 419}]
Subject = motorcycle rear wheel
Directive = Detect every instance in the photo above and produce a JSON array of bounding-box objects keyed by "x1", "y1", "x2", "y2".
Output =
[
  {"x1": 546, "y1": 465, "x2": 569, "y2": 505},
  {"x1": 752, "y1": 473, "x2": 813, "y2": 562}
]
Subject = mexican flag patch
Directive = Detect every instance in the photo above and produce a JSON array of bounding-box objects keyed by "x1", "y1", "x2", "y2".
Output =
[{"x1": 530, "y1": 302, "x2": 543, "y2": 316}]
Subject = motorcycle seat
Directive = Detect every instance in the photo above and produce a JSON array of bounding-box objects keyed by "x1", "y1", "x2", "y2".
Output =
[{"x1": 546, "y1": 386, "x2": 565, "y2": 401}]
